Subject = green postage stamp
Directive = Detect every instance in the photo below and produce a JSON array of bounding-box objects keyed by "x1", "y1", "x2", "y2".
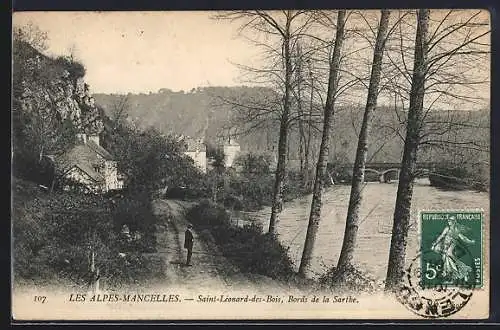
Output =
[{"x1": 420, "y1": 210, "x2": 483, "y2": 289}]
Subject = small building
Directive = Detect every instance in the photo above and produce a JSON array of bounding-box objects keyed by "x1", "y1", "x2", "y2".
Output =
[
  {"x1": 56, "y1": 133, "x2": 124, "y2": 193},
  {"x1": 182, "y1": 136, "x2": 207, "y2": 173},
  {"x1": 223, "y1": 138, "x2": 241, "y2": 168}
]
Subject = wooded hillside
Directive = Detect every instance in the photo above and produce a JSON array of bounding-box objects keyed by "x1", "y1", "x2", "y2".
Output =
[{"x1": 94, "y1": 89, "x2": 489, "y2": 166}]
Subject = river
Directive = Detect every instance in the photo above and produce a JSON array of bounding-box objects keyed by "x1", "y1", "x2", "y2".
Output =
[{"x1": 248, "y1": 179, "x2": 489, "y2": 281}]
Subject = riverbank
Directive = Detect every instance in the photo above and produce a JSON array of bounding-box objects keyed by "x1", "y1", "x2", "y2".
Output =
[
  {"x1": 150, "y1": 198, "x2": 325, "y2": 293},
  {"x1": 244, "y1": 179, "x2": 489, "y2": 282},
  {"x1": 429, "y1": 172, "x2": 489, "y2": 192},
  {"x1": 182, "y1": 198, "x2": 381, "y2": 293}
]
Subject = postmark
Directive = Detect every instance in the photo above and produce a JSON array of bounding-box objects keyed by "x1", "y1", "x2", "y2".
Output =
[
  {"x1": 395, "y1": 210, "x2": 483, "y2": 318},
  {"x1": 395, "y1": 250, "x2": 476, "y2": 318}
]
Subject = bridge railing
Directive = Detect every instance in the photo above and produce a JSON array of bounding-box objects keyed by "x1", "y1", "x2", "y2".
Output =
[{"x1": 330, "y1": 162, "x2": 436, "y2": 169}]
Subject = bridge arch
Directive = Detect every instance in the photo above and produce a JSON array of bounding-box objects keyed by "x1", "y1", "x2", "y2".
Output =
[
  {"x1": 381, "y1": 168, "x2": 400, "y2": 183},
  {"x1": 363, "y1": 168, "x2": 381, "y2": 175},
  {"x1": 362, "y1": 168, "x2": 384, "y2": 183}
]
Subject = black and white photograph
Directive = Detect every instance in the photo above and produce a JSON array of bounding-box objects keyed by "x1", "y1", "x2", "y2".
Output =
[{"x1": 11, "y1": 10, "x2": 490, "y2": 320}]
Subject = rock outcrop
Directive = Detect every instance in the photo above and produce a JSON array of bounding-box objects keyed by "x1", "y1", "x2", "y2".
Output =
[{"x1": 14, "y1": 40, "x2": 104, "y2": 138}]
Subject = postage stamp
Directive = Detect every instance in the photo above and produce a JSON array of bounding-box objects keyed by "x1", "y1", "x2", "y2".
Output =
[{"x1": 420, "y1": 210, "x2": 483, "y2": 289}]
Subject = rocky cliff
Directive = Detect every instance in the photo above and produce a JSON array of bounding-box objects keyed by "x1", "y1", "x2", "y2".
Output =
[
  {"x1": 14, "y1": 40, "x2": 104, "y2": 139},
  {"x1": 12, "y1": 39, "x2": 108, "y2": 184}
]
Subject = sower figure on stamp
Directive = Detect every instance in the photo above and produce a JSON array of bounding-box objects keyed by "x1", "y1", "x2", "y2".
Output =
[
  {"x1": 431, "y1": 216, "x2": 475, "y2": 282},
  {"x1": 184, "y1": 224, "x2": 194, "y2": 266}
]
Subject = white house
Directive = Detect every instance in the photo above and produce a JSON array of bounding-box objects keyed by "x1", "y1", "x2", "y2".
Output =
[
  {"x1": 182, "y1": 137, "x2": 207, "y2": 173},
  {"x1": 56, "y1": 133, "x2": 124, "y2": 193},
  {"x1": 223, "y1": 139, "x2": 241, "y2": 168}
]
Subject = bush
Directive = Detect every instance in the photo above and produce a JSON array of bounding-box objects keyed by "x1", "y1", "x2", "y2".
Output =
[
  {"x1": 222, "y1": 194, "x2": 245, "y2": 211},
  {"x1": 431, "y1": 161, "x2": 489, "y2": 192},
  {"x1": 186, "y1": 199, "x2": 230, "y2": 227},
  {"x1": 327, "y1": 164, "x2": 352, "y2": 183},
  {"x1": 186, "y1": 202, "x2": 295, "y2": 281},
  {"x1": 12, "y1": 178, "x2": 163, "y2": 288},
  {"x1": 283, "y1": 171, "x2": 310, "y2": 202},
  {"x1": 164, "y1": 186, "x2": 209, "y2": 200},
  {"x1": 54, "y1": 55, "x2": 86, "y2": 79},
  {"x1": 227, "y1": 175, "x2": 274, "y2": 211},
  {"x1": 319, "y1": 264, "x2": 379, "y2": 293},
  {"x1": 102, "y1": 253, "x2": 166, "y2": 289}
]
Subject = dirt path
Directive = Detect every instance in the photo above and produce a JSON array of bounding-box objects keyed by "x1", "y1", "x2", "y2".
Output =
[
  {"x1": 151, "y1": 199, "x2": 233, "y2": 291},
  {"x1": 149, "y1": 199, "x2": 297, "y2": 295}
]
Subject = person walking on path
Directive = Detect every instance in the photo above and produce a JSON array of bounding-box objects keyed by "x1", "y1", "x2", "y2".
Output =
[{"x1": 184, "y1": 224, "x2": 194, "y2": 266}]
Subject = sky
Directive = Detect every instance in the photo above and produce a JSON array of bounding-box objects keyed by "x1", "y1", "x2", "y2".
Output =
[
  {"x1": 13, "y1": 11, "x2": 260, "y2": 94},
  {"x1": 13, "y1": 10, "x2": 490, "y2": 110}
]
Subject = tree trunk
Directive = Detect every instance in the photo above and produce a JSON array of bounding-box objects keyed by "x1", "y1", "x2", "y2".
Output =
[
  {"x1": 212, "y1": 175, "x2": 218, "y2": 203},
  {"x1": 299, "y1": 127, "x2": 305, "y2": 175},
  {"x1": 268, "y1": 25, "x2": 293, "y2": 235},
  {"x1": 385, "y1": 9, "x2": 429, "y2": 292},
  {"x1": 336, "y1": 10, "x2": 391, "y2": 278},
  {"x1": 295, "y1": 42, "x2": 307, "y2": 185},
  {"x1": 38, "y1": 145, "x2": 44, "y2": 163},
  {"x1": 269, "y1": 115, "x2": 289, "y2": 234},
  {"x1": 304, "y1": 70, "x2": 314, "y2": 190},
  {"x1": 298, "y1": 10, "x2": 347, "y2": 277},
  {"x1": 50, "y1": 176, "x2": 56, "y2": 193}
]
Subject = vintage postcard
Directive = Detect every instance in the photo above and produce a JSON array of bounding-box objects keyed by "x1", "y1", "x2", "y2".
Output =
[{"x1": 11, "y1": 10, "x2": 490, "y2": 320}]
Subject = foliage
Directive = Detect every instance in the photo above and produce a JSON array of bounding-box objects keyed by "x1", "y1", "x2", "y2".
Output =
[
  {"x1": 13, "y1": 22, "x2": 49, "y2": 52},
  {"x1": 102, "y1": 121, "x2": 204, "y2": 197},
  {"x1": 94, "y1": 86, "x2": 281, "y2": 152},
  {"x1": 186, "y1": 200, "x2": 295, "y2": 280},
  {"x1": 54, "y1": 55, "x2": 86, "y2": 80},
  {"x1": 163, "y1": 151, "x2": 313, "y2": 212},
  {"x1": 94, "y1": 89, "x2": 489, "y2": 174},
  {"x1": 228, "y1": 174, "x2": 275, "y2": 210},
  {"x1": 164, "y1": 186, "x2": 210, "y2": 200},
  {"x1": 319, "y1": 264, "x2": 379, "y2": 293},
  {"x1": 208, "y1": 153, "x2": 313, "y2": 211},
  {"x1": 234, "y1": 153, "x2": 271, "y2": 175},
  {"x1": 111, "y1": 193, "x2": 158, "y2": 253},
  {"x1": 430, "y1": 162, "x2": 489, "y2": 192},
  {"x1": 283, "y1": 170, "x2": 316, "y2": 202},
  {"x1": 206, "y1": 143, "x2": 225, "y2": 166},
  {"x1": 12, "y1": 29, "x2": 84, "y2": 185},
  {"x1": 12, "y1": 178, "x2": 164, "y2": 288}
]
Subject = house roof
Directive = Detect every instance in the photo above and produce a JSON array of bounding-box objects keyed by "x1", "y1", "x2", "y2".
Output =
[
  {"x1": 224, "y1": 139, "x2": 240, "y2": 146},
  {"x1": 183, "y1": 137, "x2": 206, "y2": 152},
  {"x1": 58, "y1": 144, "x2": 101, "y2": 166},
  {"x1": 87, "y1": 140, "x2": 114, "y2": 160},
  {"x1": 56, "y1": 141, "x2": 116, "y2": 180},
  {"x1": 69, "y1": 164, "x2": 105, "y2": 182}
]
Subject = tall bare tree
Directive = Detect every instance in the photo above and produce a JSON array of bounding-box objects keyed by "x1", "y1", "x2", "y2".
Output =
[
  {"x1": 214, "y1": 11, "x2": 314, "y2": 234},
  {"x1": 335, "y1": 10, "x2": 391, "y2": 278},
  {"x1": 385, "y1": 8, "x2": 430, "y2": 291},
  {"x1": 288, "y1": 39, "x2": 327, "y2": 190},
  {"x1": 384, "y1": 9, "x2": 490, "y2": 291},
  {"x1": 298, "y1": 10, "x2": 347, "y2": 277},
  {"x1": 293, "y1": 41, "x2": 308, "y2": 184}
]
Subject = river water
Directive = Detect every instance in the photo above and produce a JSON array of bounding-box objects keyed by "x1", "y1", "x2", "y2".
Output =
[{"x1": 248, "y1": 179, "x2": 489, "y2": 280}]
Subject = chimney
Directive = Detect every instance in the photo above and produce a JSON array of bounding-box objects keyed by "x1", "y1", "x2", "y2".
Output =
[
  {"x1": 88, "y1": 134, "x2": 100, "y2": 146},
  {"x1": 76, "y1": 133, "x2": 87, "y2": 144}
]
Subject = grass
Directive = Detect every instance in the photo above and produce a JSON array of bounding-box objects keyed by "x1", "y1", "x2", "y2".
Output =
[{"x1": 186, "y1": 199, "x2": 296, "y2": 281}]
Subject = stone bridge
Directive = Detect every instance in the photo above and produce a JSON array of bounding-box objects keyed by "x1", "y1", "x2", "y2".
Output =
[{"x1": 333, "y1": 162, "x2": 436, "y2": 183}]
